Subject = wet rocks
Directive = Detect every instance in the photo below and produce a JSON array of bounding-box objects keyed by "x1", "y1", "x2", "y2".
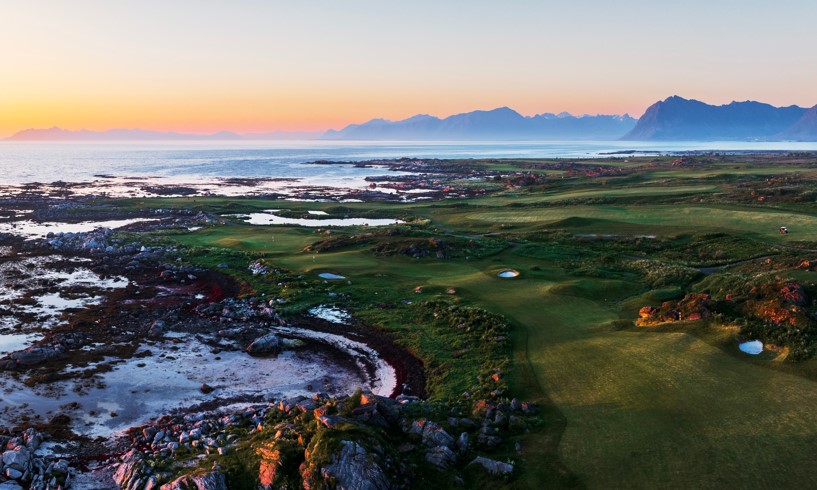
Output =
[
  {"x1": 246, "y1": 334, "x2": 281, "y2": 355},
  {"x1": 147, "y1": 319, "x2": 165, "y2": 338},
  {"x1": 4, "y1": 344, "x2": 65, "y2": 368},
  {"x1": 0, "y1": 429, "x2": 69, "y2": 490}
]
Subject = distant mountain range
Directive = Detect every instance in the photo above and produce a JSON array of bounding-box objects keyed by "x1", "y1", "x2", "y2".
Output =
[
  {"x1": 7, "y1": 97, "x2": 817, "y2": 142},
  {"x1": 779, "y1": 105, "x2": 817, "y2": 141},
  {"x1": 622, "y1": 96, "x2": 817, "y2": 141},
  {"x1": 322, "y1": 107, "x2": 637, "y2": 141}
]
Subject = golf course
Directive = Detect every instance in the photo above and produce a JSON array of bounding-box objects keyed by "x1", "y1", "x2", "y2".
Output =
[{"x1": 117, "y1": 154, "x2": 817, "y2": 488}]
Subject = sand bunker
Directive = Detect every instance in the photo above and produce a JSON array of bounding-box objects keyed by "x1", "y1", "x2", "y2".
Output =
[
  {"x1": 319, "y1": 272, "x2": 346, "y2": 280},
  {"x1": 739, "y1": 340, "x2": 764, "y2": 355},
  {"x1": 497, "y1": 269, "x2": 520, "y2": 278}
]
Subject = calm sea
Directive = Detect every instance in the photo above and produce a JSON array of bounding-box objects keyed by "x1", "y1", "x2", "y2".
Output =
[{"x1": 1, "y1": 140, "x2": 816, "y2": 185}]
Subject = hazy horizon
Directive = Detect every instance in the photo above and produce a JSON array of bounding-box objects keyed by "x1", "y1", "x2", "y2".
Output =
[{"x1": 2, "y1": 1, "x2": 816, "y2": 137}]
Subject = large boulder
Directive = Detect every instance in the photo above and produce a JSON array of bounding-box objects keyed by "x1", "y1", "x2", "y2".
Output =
[
  {"x1": 113, "y1": 449, "x2": 153, "y2": 490},
  {"x1": 246, "y1": 333, "x2": 281, "y2": 354},
  {"x1": 305, "y1": 440, "x2": 391, "y2": 490},
  {"x1": 407, "y1": 419, "x2": 455, "y2": 448},
  {"x1": 160, "y1": 471, "x2": 227, "y2": 490},
  {"x1": 425, "y1": 446, "x2": 457, "y2": 470},
  {"x1": 8, "y1": 344, "x2": 65, "y2": 366},
  {"x1": 2, "y1": 447, "x2": 30, "y2": 472},
  {"x1": 467, "y1": 456, "x2": 514, "y2": 475}
]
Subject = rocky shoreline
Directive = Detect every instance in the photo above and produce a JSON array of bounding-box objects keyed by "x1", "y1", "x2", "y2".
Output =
[{"x1": 0, "y1": 185, "x2": 537, "y2": 489}]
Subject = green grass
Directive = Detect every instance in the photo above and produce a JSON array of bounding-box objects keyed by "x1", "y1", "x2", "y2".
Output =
[{"x1": 140, "y1": 155, "x2": 817, "y2": 489}]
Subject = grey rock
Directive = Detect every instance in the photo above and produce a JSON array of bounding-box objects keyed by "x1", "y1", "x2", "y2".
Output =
[
  {"x1": 148, "y1": 319, "x2": 165, "y2": 338},
  {"x1": 456, "y1": 432, "x2": 469, "y2": 452},
  {"x1": 113, "y1": 449, "x2": 152, "y2": 490},
  {"x1": 246, "y1": 334, "x2": 281, "y2": 354},
  {"x1": 2, "y1": 447, "x2": 30, "y2": 471},
  {"x1": 160, "y1": 471, "x2": 227, "y2": 490},
  {"x1": 295, "y1": 399, "x2": 319, "y2": 413},
  {"x1": 317, "y1": 415, "x2": 340, "y2": 429},
  {"x1": 421, "y1": 421, "x2": 455, "y2": 449},
  {"x1": 425, "y1": 446, "x2": 457, "y2": 470},
  {"x1": 467, "y1": 456, "x2": 514, "y2": 475},
  {"x1": 509, "y1": 398, "x2": 521, "y2": 412},
  {"x1": 320, "y1": 441, "x2": 391, "y2": 490},
  {"x1": 51, "y1": 459, "x2": 70, "y2": 475},
  {"x1": 22, "y1": 428, "x2": 41, "y2": 451},
  {"x1": 9, "y1": 345, "x2": 65, "y2": 366}
]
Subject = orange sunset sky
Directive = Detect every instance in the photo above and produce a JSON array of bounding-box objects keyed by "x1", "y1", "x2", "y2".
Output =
[{"x1": 1, "y1": 0, "x2": 815, "y2": 137}]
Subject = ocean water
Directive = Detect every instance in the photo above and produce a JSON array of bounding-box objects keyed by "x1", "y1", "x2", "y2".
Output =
[{"x1": 1, "y1": 140, "x2": 817, "y2": 185}]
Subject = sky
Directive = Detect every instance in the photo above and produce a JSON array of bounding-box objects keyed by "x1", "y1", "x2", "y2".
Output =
[{"x1": 0, "y1": 0, "x2": 815, "y2": 136}]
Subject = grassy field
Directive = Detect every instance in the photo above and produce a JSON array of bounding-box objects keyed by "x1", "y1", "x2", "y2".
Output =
[{"x1": 143, "y1": 155, "x2": 817, "y2": 488}]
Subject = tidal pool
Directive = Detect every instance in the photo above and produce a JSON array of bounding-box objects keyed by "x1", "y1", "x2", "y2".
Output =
[
  {"x1": 229, "y1": 210, "x2": 402, "y2": 227},
  {"x1": 0, "y1": 218, "x2": 158, "y2": 239},
  {"x1": 309, "y1": 305, "x2": 352, "y2": 324},
  {"x1": 0, "y1": 255, "x2": 129, "y2": 329},
  {"x1": 0, "y1": 335, "x2": 376, "y2": 437},
  {"x1": 0, "y1": 333, "x2": 37, "y2": 357}
]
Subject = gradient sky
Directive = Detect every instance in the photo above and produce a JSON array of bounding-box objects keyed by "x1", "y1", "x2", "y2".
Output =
[{"x1": 1, "y1": 0, "x2": 815, "y2": 136}]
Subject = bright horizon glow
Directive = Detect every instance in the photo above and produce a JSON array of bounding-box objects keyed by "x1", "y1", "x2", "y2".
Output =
[{"x1": 1, "y1": 0, "x2": 816, "y2": 138}]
